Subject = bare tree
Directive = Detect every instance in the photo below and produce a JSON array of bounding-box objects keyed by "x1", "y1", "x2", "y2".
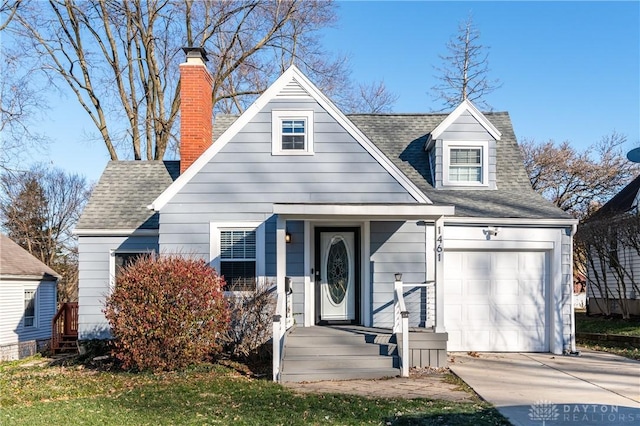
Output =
[
  {"x1": 0, "y1": 165, "x2": 92, "y2": 301},
  {"x1": 577, "y1": 214, "x2": 640, "y2": 319},
  {"x1": 521, "y1": 132, "x2": 638, "y2": 220},
  {"x1": 432, "y1": 14, "x2": 501, "y2": 110},
  {"x1": 0, "y1": 0, "x2": 22, "y2": 31},
  {"x1": 0, "y1": 36, "x2": 49, "y2": 173},
  {"x1": 7, "y1": 0, "x2": 349, "y2": 161},
  {"x1": 342, "y1": 80, "x2": 399, "y2": 113}
]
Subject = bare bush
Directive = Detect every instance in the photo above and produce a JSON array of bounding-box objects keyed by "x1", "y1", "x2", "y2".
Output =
[{"x1": 221, "y1": 281, "x2": 276, "y2": 361}]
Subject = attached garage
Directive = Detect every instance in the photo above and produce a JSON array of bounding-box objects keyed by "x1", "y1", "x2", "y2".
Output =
[{"x1": 444, "y1": 250, "x2": 549, "y2": 352}]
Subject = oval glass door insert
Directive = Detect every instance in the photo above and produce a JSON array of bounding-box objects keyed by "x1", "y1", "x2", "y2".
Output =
[{"x1": 327, "y1": 237, "x2": 349, "y2": 304}]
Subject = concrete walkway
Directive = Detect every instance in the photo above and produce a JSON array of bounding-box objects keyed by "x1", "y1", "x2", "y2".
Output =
[{"x1": 449, "y1": 350, "x2": 640, "y2": 426}]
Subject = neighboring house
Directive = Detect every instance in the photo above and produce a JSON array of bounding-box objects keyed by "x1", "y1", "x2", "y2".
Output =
[
  {"x1": 0, "y1": 234, "x2": 59, "y2": 361},
  {"x1": 582, "y1": 174, "x2": 640, "y2": 316},
  {"x1": 75, "y1": 48, "x2": 577, "y2": 380}
]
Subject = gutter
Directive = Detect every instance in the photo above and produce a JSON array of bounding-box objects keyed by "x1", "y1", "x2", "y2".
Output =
[{"x1": 73, "y1": 228, "x2": 159, "y2": 237}]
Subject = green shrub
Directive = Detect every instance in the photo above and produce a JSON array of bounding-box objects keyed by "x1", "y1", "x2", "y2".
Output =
[{"x1": 104, "y1": 255, "x2": 229, "y2": 371}]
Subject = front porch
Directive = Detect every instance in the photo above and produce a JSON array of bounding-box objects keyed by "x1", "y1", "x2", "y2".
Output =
[
  {"x1": 270, "y1": 203, "x2": 455, "y2": 382},
  {"x1": 279, "y1": 325, "x2": 448, "y2": 383}
]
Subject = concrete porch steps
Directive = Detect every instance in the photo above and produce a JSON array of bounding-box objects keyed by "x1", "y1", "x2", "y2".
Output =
[{"x1": 280, "y1": 326, "x2": 400, "y2": 383}]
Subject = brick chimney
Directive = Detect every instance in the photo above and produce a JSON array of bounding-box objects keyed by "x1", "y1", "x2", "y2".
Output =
[{"x1": 179, "y1": 47, "x2": 213, "y2": 174}]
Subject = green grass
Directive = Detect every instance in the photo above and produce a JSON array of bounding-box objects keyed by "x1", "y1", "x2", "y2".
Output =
[
  {"x1": 1, "y1": 356, "x2": 509, "y2": 426},
  {"x1": 575, "y1": 311, "x2": 640, "y2": 360},
  {"x1": 575, "y1": 311, "x2": 640, "y2": 336}
]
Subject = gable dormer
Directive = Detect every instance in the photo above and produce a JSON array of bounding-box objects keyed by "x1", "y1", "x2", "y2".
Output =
[{"x1": 426, "y1": 100, "x2": 501, "y2": 190}]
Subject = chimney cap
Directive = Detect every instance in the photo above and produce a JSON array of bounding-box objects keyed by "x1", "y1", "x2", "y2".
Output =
[{"x1": 182, "y1": 46, "x2": 208, "y2": 62}]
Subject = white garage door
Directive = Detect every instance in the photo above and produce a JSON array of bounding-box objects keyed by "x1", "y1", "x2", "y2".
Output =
[{"x1": 444, "y1": 251, "x2": 549, "y2": 352}]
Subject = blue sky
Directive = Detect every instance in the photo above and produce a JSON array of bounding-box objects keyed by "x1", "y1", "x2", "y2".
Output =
[{"x1": 29, "y1": 1, "x2": 640, "y2": 183}]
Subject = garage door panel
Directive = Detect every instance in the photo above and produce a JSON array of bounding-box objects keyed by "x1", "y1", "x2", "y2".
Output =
[
  {"x1": 445, "y1": 279, "x2": 462, "y2": 295},
  {"x1": 464, "y1": 252, "x2": 491, "y2": 271},
  {"x1": 519, "y1": 304, "x2": 545, "y2": 324},
  {"x1": 495, "y1": 279, "x2": 519, "y2": 295},
  {"x1": 467, "y1": 280, "x2": 490, "y2": 295},
  {"x1": 494, "y1": 252, "x2": 519, "y2": 271},
  {"x1": 520, "y1": 252, "x2": 545, "y2": 272},
  {"x1": 492, "y1": 304, "x2": 518, "y2": 325},
  {"x1": 466, "y1": 304, "x2": 491, "y2": 325},
  {"x1": 520, "y1": 280, "x2": 546, "y2": 297},
  {"x1": 445, "y1": 250, "x2": 548, "y2": 352}
]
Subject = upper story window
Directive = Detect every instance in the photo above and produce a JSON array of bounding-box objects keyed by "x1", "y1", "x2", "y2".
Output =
[
  {"x1": 443, "y1": 141, "x2": 489, "y2": 187},
  {"x1": 24, "y1": 290, "x2": 36, "y2": 327},
  {"x1": 272, "y1": 110, "x2": 314, "y2": 155}
]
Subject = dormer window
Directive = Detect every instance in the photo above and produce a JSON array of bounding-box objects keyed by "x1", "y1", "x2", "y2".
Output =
[
  {"x1": 272, "y1": 110, "x2": 314, "y2": 155},
  {"x1": 443, "y1": 141, "x2": 489, "y2": 186}
]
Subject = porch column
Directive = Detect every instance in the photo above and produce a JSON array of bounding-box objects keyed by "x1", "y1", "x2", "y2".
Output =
[
  {"x1": 276, "y1": 215, "x2": 286, "y2": 295},
  {"x1": 434, "y1": 216, "x2": 446, "y2": 333}
]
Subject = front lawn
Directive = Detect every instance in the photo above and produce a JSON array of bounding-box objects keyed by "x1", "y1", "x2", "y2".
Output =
[
  {"x1": 575, "y1": 311, "x2": 640, "y2": 336},
  {"x1": 575, "y1": 311, "x2": 640, "y2": 360},
  {"x1": 1, "y1": 356, "x2": 508, "y2": 426}
]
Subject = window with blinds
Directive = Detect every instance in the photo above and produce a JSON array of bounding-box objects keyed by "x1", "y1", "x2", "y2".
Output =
[{"x1": 220, "y1": 230, "x2": 256, "y2": 291}]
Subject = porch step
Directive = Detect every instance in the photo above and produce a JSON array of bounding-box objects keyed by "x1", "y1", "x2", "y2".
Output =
[{"x1": 280, "y1": 326, "x2": 400, "y2": 383}]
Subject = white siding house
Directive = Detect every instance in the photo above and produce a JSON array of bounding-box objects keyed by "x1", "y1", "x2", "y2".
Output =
[{"x1": 0, "y1": 234, "x2": 59, "y2": 361}]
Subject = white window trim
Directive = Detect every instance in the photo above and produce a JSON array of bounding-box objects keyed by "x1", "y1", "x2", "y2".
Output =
[
  {"x1": 23, "y1": 286, "x2": 37, "y2": 328},
  {"x1": 271, "y1": 110, "x2": 314, "y2": 155},
  {"x1": 442, "y1": 140, "x2": 489, "y2": 187},
  {"x1": 210, "y1": 222, "x2": 266, "y2": 292},
  {"x1": 109, "y1": 249, "x2": 155, "y2": 292}
]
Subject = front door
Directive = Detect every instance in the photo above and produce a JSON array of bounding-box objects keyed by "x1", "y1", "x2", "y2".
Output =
[{"x1": 315, "y1": 227, "x2": 360, "y2": 324}]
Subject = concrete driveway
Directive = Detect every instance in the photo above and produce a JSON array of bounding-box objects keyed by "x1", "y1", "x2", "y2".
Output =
[{"x1": 449, "y1": 350, "x2": 640, "y2": 426}]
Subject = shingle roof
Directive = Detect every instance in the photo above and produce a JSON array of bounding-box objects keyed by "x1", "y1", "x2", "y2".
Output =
[
  {"x1": 75, "y1": 161, "x2": 179, "y2": 231},
  {"x1": 79, "y1": 112, "x2": 569, "y2": 231},
  {"x1": 0, "y1": 234, "x2": 60, "y2": 279},
  {"x1": 348, "y1": 113, "x2": 570, "y2": 219},
  {"x1": 589, "y1": 174, "x2": 640, "y2": 219}
]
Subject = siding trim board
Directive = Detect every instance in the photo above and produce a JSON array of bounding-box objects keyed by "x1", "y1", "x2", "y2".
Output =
[
  {"x1": 150, "y1": 65, "x2": 430, "y2": 211},
  {"x1": 430, "y1": 99, "x2": 501, "y2": 142}
]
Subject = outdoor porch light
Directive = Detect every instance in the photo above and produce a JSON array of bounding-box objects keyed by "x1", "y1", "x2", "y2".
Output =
[
  {"x1": 395, "y1": 272, "x2": 402, "y2": 282},
  {"x1": 285, "y1": 231, "x2": 292, "y2": 243},
  {"x1": 483, "y1": 226, "x2": 499, "y2": 237}
]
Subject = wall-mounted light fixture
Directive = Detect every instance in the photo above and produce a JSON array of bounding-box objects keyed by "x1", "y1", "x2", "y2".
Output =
[
  {"x1": 483, "y1": 226, "x2": 499, "y2": 237},
  {"x1": 394, "y1": 272, "x2": 403, "y2": 282},
  {"x1": 285, "y1": 231, "x2": 292, "y2": 243}
]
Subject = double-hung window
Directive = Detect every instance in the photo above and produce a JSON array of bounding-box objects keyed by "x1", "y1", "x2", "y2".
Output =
[
  {"x1": 450, "y1": 148, "x2": 482, "y2": 182},
  {"x1": 220, "y1": 229, "x2": 257, "y2": 291},
  {"x1": 443, "y1": 141, "x2": 489, "y2": 186},
  {"x1": 211, "y1": 222, "x2": 264, "y2": 292},
  {"x1": 272, "y1": 110, "x2": 314, "y2": 155},
  {"x1": 24, "y1": 290, "x2": 36, "y2": 327}
]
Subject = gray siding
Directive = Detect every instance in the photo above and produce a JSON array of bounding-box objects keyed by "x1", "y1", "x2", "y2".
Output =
[
  {"x1": 433, "y1": 111, "x2": 497, "y2": 190},
  {"x1": 77, "y1": 235, "x2": 158, "y2": 340},
  {"x1": 284, "y1": 221, "x2": 305, "y2": 325},
  {"x1": 561, "y1": 229, "x2": 574, "y2": 350},
  {"x1": 370, "y1": 221, "x2": 427, "y2": 328},
  {"x1": 159, "y1": 98, "x2": 416, "y2": 258}
]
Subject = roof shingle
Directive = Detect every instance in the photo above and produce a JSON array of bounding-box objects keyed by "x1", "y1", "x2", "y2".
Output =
[
  {"x1": 75, "y1": 161, "x2": 179, "y2": 231},
  {"x1": 0, "y1": 234, "x2": 60, "y2": 279},
  {"x1": 78, "y1": 111, "x2": 570, "y2": 231}
]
